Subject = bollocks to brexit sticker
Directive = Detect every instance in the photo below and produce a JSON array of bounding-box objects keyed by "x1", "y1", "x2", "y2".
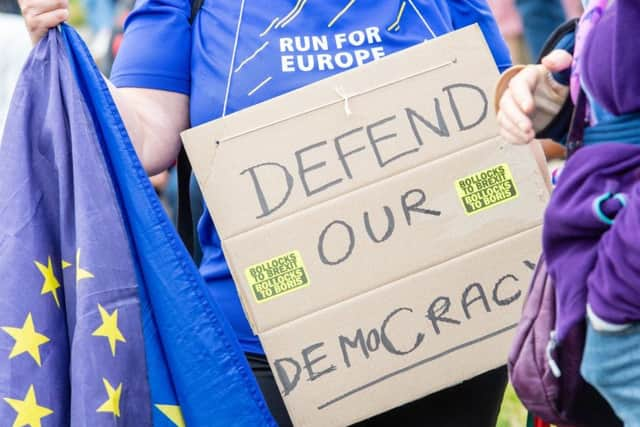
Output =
[
  {"x1": 454, "y1": 164, "x2": 519, "y2": 215},
  {"x1": 245, "y1": 250, "x2": 310, "y2": 303}
]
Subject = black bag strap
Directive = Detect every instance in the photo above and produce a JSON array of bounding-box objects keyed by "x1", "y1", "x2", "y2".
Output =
[
  {"x1": 565, "y1": 89, "x2": 588, "y2": 157},
  {"x1": 534, "y1": 18, "x2": 579, "y2": 141},
  {"x1": 190, "y1": 0, "x2": 204, "y2": 24},
  {"x1": 176, "y1": 0, "x2": 205, "y2": 256},
  {"x1": 176, "y1": 147, "x2": 195, "y2": 254}
]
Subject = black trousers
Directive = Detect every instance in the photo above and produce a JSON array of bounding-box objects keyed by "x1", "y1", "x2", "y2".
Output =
[{"x1": 247, "y1": 353, "x2": 508, "y2": 427}]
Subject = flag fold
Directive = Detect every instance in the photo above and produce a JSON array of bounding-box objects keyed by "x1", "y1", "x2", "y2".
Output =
[{"x1": 0, "y1": 26, "x2": 275, "y2": 427}]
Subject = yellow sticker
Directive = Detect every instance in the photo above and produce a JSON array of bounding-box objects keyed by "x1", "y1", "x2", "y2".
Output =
[
  {"x1": 455, "y1": 163, "x2": 519, "y2": 215},
  {"x1": 245, "y1": 251, "x2": 310, "y2": 303}
]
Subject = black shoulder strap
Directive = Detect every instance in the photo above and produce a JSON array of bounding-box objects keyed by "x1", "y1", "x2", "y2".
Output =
[
  {"x1": 176, "y1": 0, "x2": 205, "y2": 256},
  {"x1": 176, "y1": 148, "x2": 195, "y2": 255},
  {"x1": 190, "y1": 0, "x2": 204, "y2": 23},
  {"x1": 535, "y1": 18, "x2": 579, "y2": 141}
]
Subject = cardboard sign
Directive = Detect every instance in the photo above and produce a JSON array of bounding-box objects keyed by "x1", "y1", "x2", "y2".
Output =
[
  {"x1": 261, "y1": 228, "x2": 540, "y2": 426},
  {"x1": 182, "y1": 25, "x2": 550, "y2": 426}
]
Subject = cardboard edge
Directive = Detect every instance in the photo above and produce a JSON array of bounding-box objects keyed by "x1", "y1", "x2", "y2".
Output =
[
  {"x1": 529, "y1": 140, "x2": 553, "y2": 193},
  {"x1": 180, "y1": 25, "x2": 487, "y2": 146},
  {"x1": 181, "y1": 24, "x2": 504, "y2": 243},
  {"x1": 340, "y1": 352, "x2": 510, "y2": 426},
  {"x1": 180, "y1": 124, "x2": 219, "y2": 187},
  {"x1": 221, "y1": 239, "x2": 260, "y2": 333}
]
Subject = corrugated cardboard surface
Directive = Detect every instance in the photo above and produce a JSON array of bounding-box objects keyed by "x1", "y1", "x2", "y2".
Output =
[
  {"x1": 222, "y1": 138, "x2": 547, "y2": 332},
  {"x1": 182, "y1": 25, "x2": 550, "y2": 426},
  {"x1": 182, "y1": 25, "x2": 499, "y2": 240},
  {"x1": 261, "y1": 227, "x2": 541, "y2": 427}
]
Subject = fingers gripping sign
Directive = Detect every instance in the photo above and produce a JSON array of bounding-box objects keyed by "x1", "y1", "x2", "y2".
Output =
[{"x1": 495, "y1": 49, "x2": 573, "y2": 145}]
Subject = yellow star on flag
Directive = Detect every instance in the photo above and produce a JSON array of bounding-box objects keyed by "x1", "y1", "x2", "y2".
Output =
[
  {"x1": 3, "y1": 384, "x2": 53, "y2": 427},
  {"x1": 35, "y1": 257, "x2": 62, "y2": 308},
  {"x1": 75, "y1": 249, "x2": 94, "y2": 283},
  {"x1": 97, "y1": 378, "x2": 122, "y2": 417},
  {"x1": 1, "y1": 313, "x2": 50, "y2": 367},
  {"x1": 92, "y1": 304, "x2": 126, "y2": 357},
  {"x1": 61, "y1": 260, "x2": 72, "y2": 270},
  {"x1": 155, "y1": 404, "x2": 186, "y2": 427}
]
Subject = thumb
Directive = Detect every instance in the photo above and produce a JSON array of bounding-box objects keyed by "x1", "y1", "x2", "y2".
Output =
[{"x1": 541, "y1": 49, "x2": 573, "y2": 73}]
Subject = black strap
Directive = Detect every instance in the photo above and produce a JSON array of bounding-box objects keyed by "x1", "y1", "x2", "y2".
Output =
[
  {"x1": 535, "y1": 18, "x2": 579, "y2": 64},
  {"x1": 565, "y1": 89, "x2": 588, "y2": 157},
  {"x1": 190, "y1": 0, "x2": 204, "y2": 23},
  {"x1": 534, "y1": 18, "x2": 579, "y2": 141},
  {"x1": 176, "y1": 147, "x2": 195, "y2": 254},
  {"x1": 176, "y1": 0, "x2": 205, "y2": 256}
]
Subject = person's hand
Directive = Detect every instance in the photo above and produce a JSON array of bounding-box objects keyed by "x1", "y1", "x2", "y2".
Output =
[
  {"x1": 496, "y1": 50, "x2": 573, "y2": 144},
  {"x1": 19, "y1": 0, "x2": 69, "y2": 45}
]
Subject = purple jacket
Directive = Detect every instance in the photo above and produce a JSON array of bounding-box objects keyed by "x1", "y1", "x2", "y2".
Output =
[
  {"x1": 543, "y1": 0, "x2": 640, "y2": 339},
  {"x1": 583, "y1": 0, "x2": 640, "y2": 116}
]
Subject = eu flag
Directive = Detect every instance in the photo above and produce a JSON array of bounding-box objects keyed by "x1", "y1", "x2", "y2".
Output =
[{"x1": 0, "y1": 27, "x2": 275, "y2": 426}]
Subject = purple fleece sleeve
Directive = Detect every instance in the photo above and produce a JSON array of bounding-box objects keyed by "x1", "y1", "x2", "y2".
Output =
[
  {"x1": 587, "y1": 178, "x2": 640, "y2": 324},
  {"x1": 543, "y1": 144, "x2": 640, "y2": 338}
]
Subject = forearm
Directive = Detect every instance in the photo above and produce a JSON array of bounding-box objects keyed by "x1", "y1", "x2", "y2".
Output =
[
  {"x1": 18, "y1": 0, "x2": 189, "y2": 174},
  {"x1": 105, "y1": 79, "x2": 189, "y2": 175}
]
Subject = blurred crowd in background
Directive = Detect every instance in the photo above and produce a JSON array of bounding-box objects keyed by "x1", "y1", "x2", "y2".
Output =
[
  {"x1": 489, "y1": 0, "x2": 582, "y2": 64},
  {"x1": 0, "y1": 0, "x2": 584, "y2": 264}
]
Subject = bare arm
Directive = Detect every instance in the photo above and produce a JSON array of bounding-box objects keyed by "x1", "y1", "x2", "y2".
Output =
[
  {"x1": 20, "y1": 0, "x2": 189, "y2": 174},
  {"x1": 108, "y1": 84, "x2": 189, "y2": 175},
  {"x1": 495, "y1": 50, "x2": 572, "y2": 145}
]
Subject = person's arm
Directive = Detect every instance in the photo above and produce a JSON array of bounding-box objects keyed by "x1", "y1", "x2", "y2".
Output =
[
  {"x1": 494, "y1": 20, "x2": 578, "y2": 146},
  {"x1": 19, "y1": 0, "x2": 191, "y2": 174},
  {"x1": 494, "y1": 50, "x2": 572, "y2": 144},
  {"x1": 108, "y1": 85, "x2": 188, "y2": 174},
  {"x1": 448, "y1": 0, "x2": 568, "y2": 150}
]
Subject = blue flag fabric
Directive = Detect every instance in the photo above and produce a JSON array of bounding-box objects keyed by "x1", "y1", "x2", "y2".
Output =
[{"x1": 0, "y1": 26, "x2": 275, "y2": 427}]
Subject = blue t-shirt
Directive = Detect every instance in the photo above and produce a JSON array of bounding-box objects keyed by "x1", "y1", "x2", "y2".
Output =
[{"x1": 111, "y1": 0, "x2": 511, "y2": 355}]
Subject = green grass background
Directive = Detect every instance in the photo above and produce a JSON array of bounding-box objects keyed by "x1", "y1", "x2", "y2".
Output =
[
  {"x1": 68, "y1": 0, "x2": 86, "y2": 27},
  {"x1": 498, "y1": 384, "x2": 528, "y2": 427}
]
